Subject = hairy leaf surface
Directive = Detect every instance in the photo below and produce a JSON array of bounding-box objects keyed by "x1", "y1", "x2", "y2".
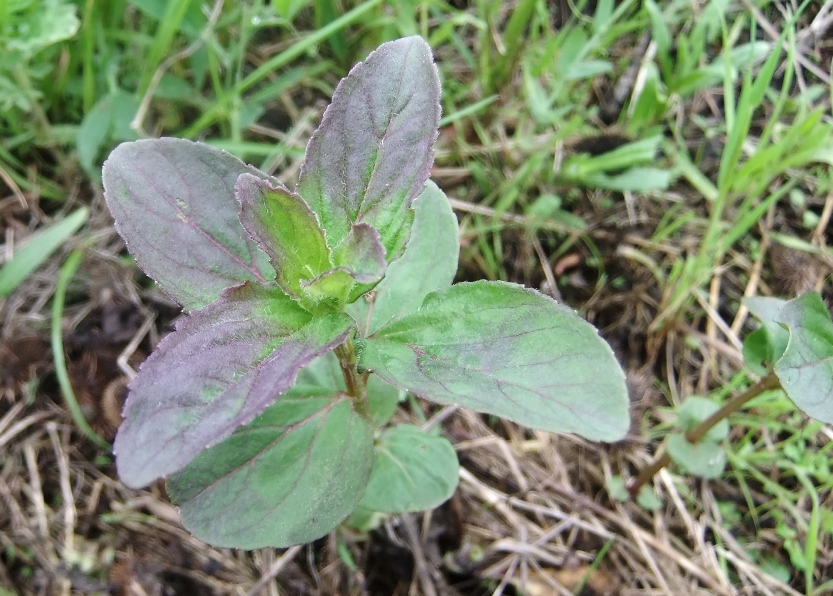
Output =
[
  {"x1": 358, "y1": 424, "x2": 458, "y2": 513},
  {"x1": 351, "y1": 181, "x2": 458, "y2": 335},
  {"x1": 103, "y1": 138, "x2": 274, "y2": 311},
  {"x1": 237, "y1": 176, "x2": 386, "y2": 310},
  {"x1": 774, "y1": 292, "x2": 833, "y2": 423},
  {"x1": 236, "y1": 174, "x2": 330, "y2": 299},
  {"x1": 297, "y1": 36, "x2": 440, "y2": 262},
  {"x1": 115, "y1": 283, "x2": 353, "y2": 488},
  {"x1": 168, "y1": 396, "x2": 373, "y2": 548},
  {"x1": 359, "y1": 281, "x2": 629, "y2": 441},
  {"x1": 301, "y1": 223, "x2": 387, "y2": 309}
]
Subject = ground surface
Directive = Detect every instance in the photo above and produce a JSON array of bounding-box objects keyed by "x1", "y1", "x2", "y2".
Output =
[{"x1": 2, "y1": 1, "x2": 833, "y2": 594}]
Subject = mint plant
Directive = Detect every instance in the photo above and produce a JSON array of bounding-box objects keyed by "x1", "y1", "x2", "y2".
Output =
[
  {"x1": 102, "y1": 36, "x2": 630, "y2": 549},
  {"x1": 628, "y1": 291, "x2": 833, "y2": 496}
]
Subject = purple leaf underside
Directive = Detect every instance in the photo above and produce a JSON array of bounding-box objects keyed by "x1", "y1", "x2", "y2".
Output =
[
  {"x1": 103, "y1": 138, "x2": 274, "y2": 311},
  {"x1": 332, "y1": 223, "x2": 386, "y2": 283},
  {"x1": 114, "y1": 283, "x2": 353, "y2": 488},
  {"x1": 167, "y1": 396, "x2": 374, "y2": 549},
  {"x1": 297, "y1": 36, "x2": 441, "y2": 263},
  {"x1": 359, "y1": 280, "x2": 630, "y2": 442}
]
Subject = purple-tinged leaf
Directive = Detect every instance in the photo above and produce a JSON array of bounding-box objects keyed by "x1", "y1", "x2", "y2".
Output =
[
  {"x1": 167, "y1": 396, "x2": 373, "y2": 548},
  {"x1": 774, "y1": 292, "x2": 833, "y2": 424},
  {"x1": 358, "y1": 281, "x2": 629, "y2": 442},
  {"x1": 300, "y1": 223, "x2": 389, "y2": 309},
  {"x1": 351, "y1": 181, "x2": 458, "y2": 335},
  {"x1": 332, "y1": 223, "x2": 386, "y2": 284},
  {"x1": 114, "y1": 283, "x2": 353, "y2": 488},
  {"x1": 236, "y1": 173, "x2": 330, "y2": 300},
  {"x1": 297, "y1": 36, "x2": 440, "y2": 263},
  {"x1": 103, "y1": 138, "x2": 274, "y2": 311},
  {"x1": 237, "y1": 175, "x2": 386, "y2": 311}
]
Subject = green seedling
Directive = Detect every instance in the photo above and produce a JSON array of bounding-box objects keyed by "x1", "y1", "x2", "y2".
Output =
[
  {"x1": 630, "y1": 292, "x2": 833, "y2": 498},
  {"x1": 102, "y1": 36, "x2": 630, "y2": 549}
]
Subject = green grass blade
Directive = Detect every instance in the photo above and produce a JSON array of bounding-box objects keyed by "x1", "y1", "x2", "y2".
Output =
[
  {"x1": 138, "y1": 0, "x2": 195, "y2": 96},
  {"x1": 0, "y1": 207, "x2": 89, "y2": 297},
  {"x1": 182, "y1": 0, "x2": 384, "y2": 138},
  {"x1": 51, "y1": 249, "x2": 111, "y2": 451}
]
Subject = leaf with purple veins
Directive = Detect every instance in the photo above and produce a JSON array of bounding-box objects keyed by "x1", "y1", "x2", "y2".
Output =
[
  {"x1": 167, "y1": 395, "x2": 373, "y2": 549},
  {"x1": 114, "y1": 282, "x2": 353, "y2": 488},
  {"x1": 358, "y1": 280, "x2": 630, "y2": 442},
  {"x1": 103, "y1": 138, "x2": 274, "y2": 311},
  {"x1": 297, "y1": 36, "x2": 441, "y2": 264}
]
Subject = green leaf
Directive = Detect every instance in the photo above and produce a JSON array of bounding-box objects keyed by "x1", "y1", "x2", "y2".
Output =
[
  {"x1": 167, "y1": 395, "x2": 373, "y2": 548},
  {"x1": 103, "y1": 139, "x2": 275, "y2": 311},
  {"x1": 3, "y1": 0, "x2": 79, "y2": 58},
  {"x1": 636, "y1": 486, "x2": 663, "y2": 510},
  {"x1": 358, "y1": 424, "x2": 458, "y2": 513},
  {"x1": 677, "y1": 396, "x2": 729, "y2": 442},
  {"x1": 297, "y1": 36, "x2": 440, "y2": 263},
  {"x1": 114, "y1": 283, "x2": 353, "y2": 488},
  {"x1": 743, "y1": 296, "x2": 789, "y2": 375},
  {"x1": 582, "y1": 167, "x2": 672, "y2": 192},
  {"x1": 237, "y1": 174, "x2": 386, "y2": 311},
  {"x1": 76, "y1": 97, "x2": 113, "y2": 175},
  {"x1": 605, "y1": 475, "x2": 629, "y2": 502},
  {"x1": 0, "y1": 208, "x2": 88, "y2": 297},
  {"x1": 236, "y1": 174, "x2": 331, "y2": 299},
  {"x1": 358, "y1": 281, "x2": 630, "y2": 441},
  {"x1": 774, "y1": 292, "x2": 833, "y2": 424},
  {"x1": 331, "y1": 223, "x2": 387, "y2": 284},
  {"x1": 350, "y1": 181, "x2": 459, "y2": 335},
  {"x1": 666, "y1": 432, "x2": 726, "y2": 479}
]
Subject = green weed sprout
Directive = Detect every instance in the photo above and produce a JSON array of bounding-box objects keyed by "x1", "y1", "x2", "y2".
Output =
[
  {"x1": 629, "y1": 292, "x2": 833, "y2": 497},
  {"x1": 102, "y1": 37, "x2": 630, "y2": 549}
]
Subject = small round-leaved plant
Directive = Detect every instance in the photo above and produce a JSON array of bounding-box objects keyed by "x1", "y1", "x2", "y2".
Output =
[{"x1": 102, "y1": 36, "x2": 630, "y2": 549}]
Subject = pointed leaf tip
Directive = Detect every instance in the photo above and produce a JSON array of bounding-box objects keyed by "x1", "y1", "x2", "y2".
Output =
[{"x1": 297, "y1": 36, "x2": 441, "y2": 264}]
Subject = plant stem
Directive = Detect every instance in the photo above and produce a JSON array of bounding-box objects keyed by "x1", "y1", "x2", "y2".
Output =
[
  {"x1": 627, "y1": 372, "x2": 781, "y2": 498},
  {"x1": 334, "y1": 338, "x2": 370, "y2": 419}
]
